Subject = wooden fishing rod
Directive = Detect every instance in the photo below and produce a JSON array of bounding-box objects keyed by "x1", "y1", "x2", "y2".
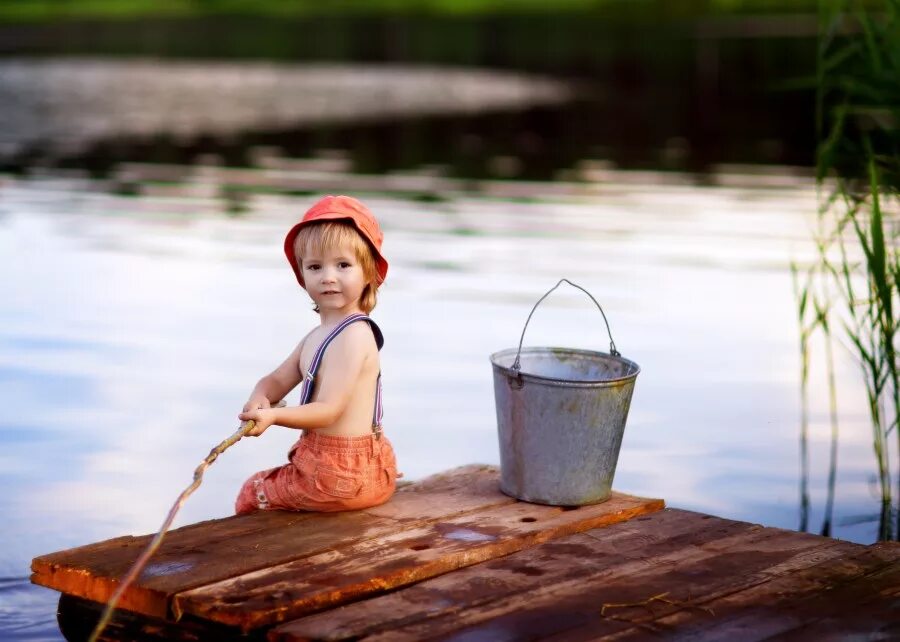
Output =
[{"x1": 87, "y1": 401, "x2": 285, "y2": 642}]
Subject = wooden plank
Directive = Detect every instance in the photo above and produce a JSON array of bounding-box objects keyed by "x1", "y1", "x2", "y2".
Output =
[
  {"x1": 30, "y1": 465, "x2": 514, "y2": 619},
  {"x1": 271, "y1": 511, "x2": 856, "y2": 642},
  {"x1": 32, "y1": 509, "x2": 394, "y2": 619},
  {"x1": 592, "y1": 542, "x2": 900, "y2": 641},
  {"x1": 769, "y1": 562, "x2": 900, "y2": 641},
  {"x1": 370, "y1": 527, "x2": 854, "y2": 642},
  {"x1": 175, "y1": 492, "x2": 664, "y2": 630},
  {"x1": 268, "y1": 508, "x2": 755, "y2": 641},
  {"x1": 55, "y1": 594, "x2": 246, "y2": 642},
  {"x1": 268, "y1": 509, "x2": 739, "y2": 641},
  {"x1": 366, "y1": 464, "x2": 516, "y2": 521}
]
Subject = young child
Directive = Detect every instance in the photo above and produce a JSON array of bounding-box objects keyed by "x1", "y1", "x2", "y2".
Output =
[{"x1": 234, "y1": 195, "x2": 399, "y2": 514}]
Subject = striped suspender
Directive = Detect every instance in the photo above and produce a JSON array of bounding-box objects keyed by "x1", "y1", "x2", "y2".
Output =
[
  {"x1": 373, "y1": 373, "x2": 383, "y2": 430},
  {"x1": 299, "y1": 314, "x2": 384, "y2": 430}
]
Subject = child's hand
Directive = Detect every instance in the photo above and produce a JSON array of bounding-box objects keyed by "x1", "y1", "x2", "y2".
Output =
[
  {"x1": 243, "y1": 396, "x2": 271, "y2": 413},
  {"x1": 239, "y1": 408, "x2": 276, "y2": 437}
]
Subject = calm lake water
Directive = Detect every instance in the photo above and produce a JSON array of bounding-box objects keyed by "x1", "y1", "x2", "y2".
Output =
[{"x1": 0, "y1": 167, "x2": 884, "y2": 640}]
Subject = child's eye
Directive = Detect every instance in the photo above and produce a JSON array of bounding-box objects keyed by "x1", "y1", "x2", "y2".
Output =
[
  {"x1": 339, "y1": 261, "x2": 352, "y2": 269},
  {"x1": 306, "y1": 264, "x2": 321, "y2": 271}
]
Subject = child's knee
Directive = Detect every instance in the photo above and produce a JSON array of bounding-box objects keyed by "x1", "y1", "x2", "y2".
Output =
[
  {"x1": 234, "y1": 479, "x2": 256, "y2": 515},
  {"x1": 235, "y1": 473, "x2": 270, "y2": 515},
  {"x1": 235, "y1": 497, "x2": 255, "y2": 515}
]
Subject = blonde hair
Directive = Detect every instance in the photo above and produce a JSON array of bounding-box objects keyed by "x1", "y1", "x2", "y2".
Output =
[{"x1": 294, "y1": 221, "x2": 379, "y2": 314}]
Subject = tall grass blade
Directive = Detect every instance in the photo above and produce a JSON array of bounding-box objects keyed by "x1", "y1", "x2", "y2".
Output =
[{"x1": 805, "y1": 0, "x2": 900, "y2": 541}]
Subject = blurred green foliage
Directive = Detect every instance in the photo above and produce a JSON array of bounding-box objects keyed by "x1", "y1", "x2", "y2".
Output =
[
  {"x1": 0, "y1": 0, "x2": 827, "y2": 22},
  {"x1": 797, "y1": 0, "x2": 900, "y2": 541},
  {"x1": 817, "y1": 0, "x2": 900, "y2": 190}
]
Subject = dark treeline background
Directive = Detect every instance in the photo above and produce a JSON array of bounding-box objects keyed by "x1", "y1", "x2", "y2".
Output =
[{"x1": 0, "y1": 2, "x2": 835, "y2": 176}]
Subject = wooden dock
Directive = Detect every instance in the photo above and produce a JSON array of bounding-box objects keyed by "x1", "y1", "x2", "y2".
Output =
[{"x1": 31, "y1": 465, "x2": 900, "y2": 641}]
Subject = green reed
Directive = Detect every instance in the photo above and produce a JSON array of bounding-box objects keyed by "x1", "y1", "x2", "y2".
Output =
[
  {"x1": 793, "y1": 253, "x2": 841, "y2": 537},
  {"x1": 798, "y1": 0, "x2": 900, "y2": 539},
  {"x1": 792, "y1": 263, "x2": 812, "y2": 533}
]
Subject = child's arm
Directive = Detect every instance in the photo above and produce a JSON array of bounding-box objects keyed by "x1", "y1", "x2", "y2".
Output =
[
  {"x1": 242, "y1": 335, "x2": 309, "y2": 413},
  {"x1": 239, "y1": 323, "x2": 373, "y2": 436}
]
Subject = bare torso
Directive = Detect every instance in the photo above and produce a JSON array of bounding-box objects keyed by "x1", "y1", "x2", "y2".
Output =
[{"x1": 297, "y1": 324, "x2": 381, "y2": 437}]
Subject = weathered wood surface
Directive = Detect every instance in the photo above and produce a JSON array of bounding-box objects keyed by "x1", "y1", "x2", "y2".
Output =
[
  {"x1": 31, "y1": 465, "x2": 663, "y2": 626},
  {"x1": 34, "y1": 465, "x2": 900, "y2": 641},
  {"x1": 31, "y1": 465, "x2": 508, "y2": 617},
  {"x1": 56, "y1": 594, "x2": 247, "y2": 642},
  {"x1": 271, "y1": 510, "x2": 900, "y2": 642},
  {"x1": 175, "y1": 491, "x2": 660, "y2": 630}
]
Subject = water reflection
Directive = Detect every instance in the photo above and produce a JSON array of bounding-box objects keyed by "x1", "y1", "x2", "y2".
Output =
[
  {"x1": 1, "y1": 53, "x2": 815, "y2": 180},
  {"x1": 0, "y1": 59, "x2": 571, "y2": 165},
  {"x1": 0, "y1": 168, "x2": 882, "y2": 640}
]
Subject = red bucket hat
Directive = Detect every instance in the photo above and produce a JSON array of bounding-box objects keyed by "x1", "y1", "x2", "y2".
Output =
[{"x1": 284, "y1": 195, "x2": 389, "y2": 289}]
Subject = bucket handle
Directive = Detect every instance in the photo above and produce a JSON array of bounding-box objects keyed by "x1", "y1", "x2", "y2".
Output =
[{"x1": 512, "y1": 278, "x2": 620, "y2": 373}]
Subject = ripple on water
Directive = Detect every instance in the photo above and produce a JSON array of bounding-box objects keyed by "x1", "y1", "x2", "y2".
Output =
[{"x1": 0, "y1": 578, "x2": 65, "y2": 641}]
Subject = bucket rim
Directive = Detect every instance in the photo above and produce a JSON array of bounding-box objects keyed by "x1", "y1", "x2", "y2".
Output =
[{"x1": 490, "y1": 346, "x2": 640, "y2": 387}]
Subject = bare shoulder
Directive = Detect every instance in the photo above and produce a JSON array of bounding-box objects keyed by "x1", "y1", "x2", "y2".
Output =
[
  {"x1": 335, "y1": 321, "x2": 379, "y2": 352},
  {"x1": 298, "y1": 326, "x2": 320, "y2": 351},
  {"x1": 317, "y1": 321, "x2": 379, "y2": 378},
  {"x1": 296, "y1": 326, "x2": 319, "y2": 355}
]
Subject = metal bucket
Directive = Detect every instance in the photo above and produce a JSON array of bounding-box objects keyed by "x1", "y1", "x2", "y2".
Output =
[{"x1": 490, "y1": 279, "x2": 640, "y2": 506}]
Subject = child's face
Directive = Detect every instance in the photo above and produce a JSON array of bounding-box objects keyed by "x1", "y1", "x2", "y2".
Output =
[{"x1": 299, "y1": 241, "x2": 368, "y2": 315}]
